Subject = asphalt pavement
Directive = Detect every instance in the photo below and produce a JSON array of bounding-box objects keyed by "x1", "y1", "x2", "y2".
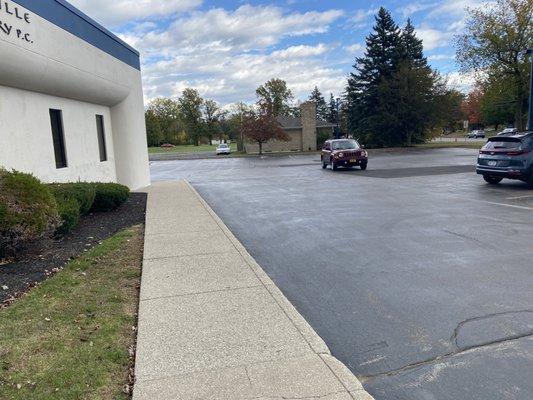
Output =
[{"x1": 150, "y1": 148, "x2": 533, "y2": 400}]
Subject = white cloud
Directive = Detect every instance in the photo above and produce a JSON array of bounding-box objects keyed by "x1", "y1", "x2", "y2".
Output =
[
  {"x1": 141, "y1": 43, "x2": 346, "y2": 105},
  {"x1": 397, "y1": 2, "x2": 438, "y2": 18},
  {"x1": 445, "y1": 71, "x2": 477, "y2": 92},
  {"x1": 417, "y1": 26, "x2": 455, "y2": 50},
  {"x1": 345, "y1": 43, "x2": 364, "y2": 55},
  {"x1": 271, "y1": 44, "x2": 331, "y2": 59},
  {"x1": 126, "y1": 5, "x2": 343, "y2": 58},
  {"x1": 428, "y1": 54, "x2": 455, "y2": 61},
  {"x1": 111, "y1": 4, "x2": 346, "y2": 105},
  {"x1": 349, "y1": 7, "x2": 379, "y2": 29},
  {"x1": 427, "y1": 0, "x2": 487, "y2": 18},
  {"x1": 68, "y1": 0, "x2": 202, "y2": 27}
]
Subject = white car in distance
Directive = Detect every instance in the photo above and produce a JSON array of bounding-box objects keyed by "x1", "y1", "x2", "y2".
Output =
[{"x1": 216, "y1": 143, "x2": 231, "y2": 155}]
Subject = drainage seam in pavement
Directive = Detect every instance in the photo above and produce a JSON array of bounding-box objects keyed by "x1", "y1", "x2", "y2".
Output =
[
  {"x1": 142, "y1": 250, "x2": 235, "y2": 261},
  {"x1": 140, "y1": 284, "x2": 266, "y2": 302}
]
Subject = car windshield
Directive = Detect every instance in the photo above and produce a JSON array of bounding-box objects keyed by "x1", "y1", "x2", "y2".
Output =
[
  {"x1": 219, "y1": 144, "x2": 228, "y2": 148},
  {"x1": 332, "y1": 140, "x2": 360, "y2": 150}
]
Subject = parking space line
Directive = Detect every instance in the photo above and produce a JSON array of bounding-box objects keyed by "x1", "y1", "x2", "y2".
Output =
[
  {"x1": 483, "y1": 201, "x2": 533, "y2": 211},
  {"x1": 506, "y1": 194, "x2": 533, "y2": 200}
]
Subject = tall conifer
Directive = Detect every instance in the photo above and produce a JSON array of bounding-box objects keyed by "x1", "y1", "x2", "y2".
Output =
[{"x1": 309, "y1": 86, "x2": 328, "y2": 121}]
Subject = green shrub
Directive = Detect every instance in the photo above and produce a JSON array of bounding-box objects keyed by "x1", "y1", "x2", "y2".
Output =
[
  {"x1": 0, "y1": 169, "x2": 60, "y2": 256},
  {"x1": 55, "y1": 196, "x2": 81, "y2": 236},
  {"x1": 48, "y1": 183, "x2": 96, "y2": 215},
  {"x1": 317, "y1": 129, "x2": 333, "y2": 149},
  {"x1": 90, "y1": 183, "x2": 130, "y2": 212}
]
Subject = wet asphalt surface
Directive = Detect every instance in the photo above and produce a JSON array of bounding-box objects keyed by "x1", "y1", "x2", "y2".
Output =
[{"x1": 151, "y1": 148, "x2": 533, "y2": 400}]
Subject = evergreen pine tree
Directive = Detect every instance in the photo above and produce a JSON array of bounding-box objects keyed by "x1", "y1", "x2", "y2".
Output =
[
  {"x1": 327, "y1": 94, "x2": 338, "y2": 124},
  {"x1": 376, "y1": 19, "x2": 443, "y2": 146},
  {"x1": 345, "y1": 7, "x2": 403, "y2": 146},
  {"x1": 309, "y1": 86, "x2": 328, "y2": 121},
  {"x1": 400, "y1": 19, "x2": 427, "y2": 68}
]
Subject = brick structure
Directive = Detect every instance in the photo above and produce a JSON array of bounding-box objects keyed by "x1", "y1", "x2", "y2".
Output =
[
  {"x1": 244, "y1": 101, "x2": 335, "y2": 154},
  {"x1": 301, "y1": 101, "x2": 317, "y2": 152}
]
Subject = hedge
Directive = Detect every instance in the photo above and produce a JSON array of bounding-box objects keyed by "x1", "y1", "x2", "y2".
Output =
[
  {"x1": 49, "y1": 183, "x2": 96, "y2": 215},
  {"x1": 90, "y1": 182, "x2": 130, "y2": 212},
  {"x1": 0, "y1": 169, "x2": 60, "y2": 257},
  {"x1": 48, "y1": 182, "x2": 130, "y2": 235},
  {"x1": 0, "y1": 171, "x2": 132, "y2": 257},
  {"x1": 55, "y1": 196, "x2": 81, "y2": 236}
]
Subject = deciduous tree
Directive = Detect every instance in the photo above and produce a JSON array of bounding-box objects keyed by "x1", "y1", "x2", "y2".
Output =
[
  {"x1": 242, "y1": 105, "x2": 289, "y2": 155},
  {"x1": 179, "y1": 88, "x2": 204, "y2": 146},
  {"x1": 256, "y1": 78, "x2": 294, "y2": 116},
  {"x1": 203, "y1": 99, "x2": 226, "y2": 144},
  {"x1": 456, "y1": 0, "x2": 533, "y2": 130},
  {"x1": 145, "y1": 98, "x2": 183, "y2": 145}
]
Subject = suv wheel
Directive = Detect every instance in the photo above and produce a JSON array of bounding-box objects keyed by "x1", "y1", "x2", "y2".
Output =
[
  {"x1": 360, "y1": 162, "x2": 367, "y2": 171},
  {"x1": 331, "y1": 160, "x2": 338, "y2": 171},
  {"x1": 526, "y1": 169, "x2": 533, "y2": 186},
  {"x1": 483, "y1": 175, "x2": 503, "y2": 185},
  {"x1": 321, "y1": 157, "x2": 327, "y2": 169}
]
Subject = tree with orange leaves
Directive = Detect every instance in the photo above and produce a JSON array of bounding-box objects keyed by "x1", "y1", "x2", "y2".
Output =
[{"x1": 241, "y1": 104, "x2": 289, "y2": 155}]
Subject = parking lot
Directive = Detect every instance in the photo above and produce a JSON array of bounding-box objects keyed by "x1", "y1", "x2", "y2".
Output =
[{"x1": 151, "y1": 148, "x2": 533, "y2": 400}]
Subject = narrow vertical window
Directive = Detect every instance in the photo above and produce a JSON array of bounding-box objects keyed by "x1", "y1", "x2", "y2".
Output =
[
  {"x1": 49, "y1": 109, "x2": 67, "y2": 169},
  {"x1": 96, "y1": 115, "x2": 107, "y2": 162}
]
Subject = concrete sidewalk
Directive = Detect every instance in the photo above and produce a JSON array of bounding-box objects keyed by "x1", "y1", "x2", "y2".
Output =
[{"x1": 134, "y1": 181, "x2": 374, "y2": 400}]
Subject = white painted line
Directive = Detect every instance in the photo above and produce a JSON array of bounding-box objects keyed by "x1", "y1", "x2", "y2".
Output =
[
  {"x1": 483, "y1": 201, "x2": 533, "y2": 211},
  {"x1": 506, "y1": 194, "x2": 533, "y2": 200}
]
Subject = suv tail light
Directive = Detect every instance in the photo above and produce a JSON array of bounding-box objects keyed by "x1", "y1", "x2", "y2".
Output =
[
  {"x1": 479, "y1": 150, "x2": 530, "y2": 156},
  {"x1": 505, "y1": 150, "x2": 529, "y2": 156}
]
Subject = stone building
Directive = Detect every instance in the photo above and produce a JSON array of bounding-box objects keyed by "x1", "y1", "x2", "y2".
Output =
[
  {"x1": 244, "y1": 102, "x2": 336, "y2": 154},
  {"x1": 0, "y1": 0, "x2": 150, "y2": 189}
]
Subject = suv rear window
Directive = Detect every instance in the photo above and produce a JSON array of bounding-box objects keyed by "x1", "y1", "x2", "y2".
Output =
[{"x1": 485, "y1": 138, "x2": 522, "y2": 150}]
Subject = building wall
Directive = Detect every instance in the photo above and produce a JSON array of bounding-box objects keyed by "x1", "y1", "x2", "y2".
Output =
[
  {"x1": 0, "y1": 85, "x2": 117, "y2": 183},
  {"x1": 244, "y1": 130, "x2": 303, "y2": 154},
  {"x1": 301, "y1": 101, "x2": 317, "y2": 152},
  {"x1": 244, "y1": 102, "x2": 319, "y2": 154},
  {"x1": 0, "y1": 0, "x2": 150, "y2": 189}
]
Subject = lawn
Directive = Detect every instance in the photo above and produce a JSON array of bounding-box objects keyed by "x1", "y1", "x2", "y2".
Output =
[
  {"x1": 438, "y1": 130, "x2": 498, "y2": 139},
  {"x1": 148, "y1": 143, "x2": 238, "y2": 154},
  {"x1": 0, "y1": 226, "x2": 144, "y2": 400},
  {"x1": 416, "y1": 141, "x2": 485, "y2": 149}
]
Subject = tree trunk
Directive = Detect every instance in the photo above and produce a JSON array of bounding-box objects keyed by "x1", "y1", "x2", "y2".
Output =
[
  {"x1": 259, "y1": 142, "x2": 263, "y2": 155},
  {"x1": 515, "y1": 97, "x2": 525, "y2": 131}
]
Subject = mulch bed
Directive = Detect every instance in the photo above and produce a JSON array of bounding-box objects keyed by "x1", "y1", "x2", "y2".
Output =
[{"x1": 0, "y1": 193, "x2": 147, "y2": 306}]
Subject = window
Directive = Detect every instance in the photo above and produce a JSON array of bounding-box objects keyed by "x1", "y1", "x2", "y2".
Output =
[
  {"x1": 332, "y1": 140, "x2": 360, "y2": 150},
  {"x1": 49, "y1": 109, "x2": 67, "y2": 169},
  {"x1": 96, "y1": 115, "x2": 107, "y2": 162}
]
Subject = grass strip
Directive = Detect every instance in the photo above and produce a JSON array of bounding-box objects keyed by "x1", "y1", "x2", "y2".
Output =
[{"x1": 0, "y1": 226, "x2": 144, "y2": 400}]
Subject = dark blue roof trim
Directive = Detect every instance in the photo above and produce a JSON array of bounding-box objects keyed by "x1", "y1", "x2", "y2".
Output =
[{"x1": 13, "y1": 0, "x2": 141, "y2": 70}]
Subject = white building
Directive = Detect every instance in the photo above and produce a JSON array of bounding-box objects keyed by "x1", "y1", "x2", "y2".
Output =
[{"x1": 0, "y1": 0, "x2": 150, "y2": 189}]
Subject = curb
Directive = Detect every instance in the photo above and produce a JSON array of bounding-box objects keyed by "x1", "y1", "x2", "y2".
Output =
[{"x1": 183, "y1": 180, "x2": 374, "y2": 400}]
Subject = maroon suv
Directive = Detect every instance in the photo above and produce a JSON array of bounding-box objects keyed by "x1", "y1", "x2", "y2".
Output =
[{"x1": 321, "y1": 139, "x2": 368, "y2": 170}]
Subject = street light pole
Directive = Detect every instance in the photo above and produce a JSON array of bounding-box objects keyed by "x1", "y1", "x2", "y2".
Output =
[
  {"x1": 526, "y1": 49, "x2": 533, "y2": 131},
  {"x1": 335, "y1": 98, "x2": 340, "y2": 139}
]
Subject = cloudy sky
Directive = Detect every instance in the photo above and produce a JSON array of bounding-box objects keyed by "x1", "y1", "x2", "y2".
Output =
[{"x1": 69, "y1": 0, "x2": 482, "y2": 105}]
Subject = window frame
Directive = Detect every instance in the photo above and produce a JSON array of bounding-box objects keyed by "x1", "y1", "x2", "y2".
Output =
[
  {"x1": 49, "y1": 109, "x2": 68, "y2": 169},
  {"x1": 96, "y1": 114, "x2": 108, "y2": 162}
]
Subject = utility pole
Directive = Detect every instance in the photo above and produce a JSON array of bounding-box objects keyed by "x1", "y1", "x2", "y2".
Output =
[
  {"x1": 335, "y1": 98, "x2": 341, "y2": 139},
  {"x1": 526, "y1": 49, "x2": 533, "y2": 131}
]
